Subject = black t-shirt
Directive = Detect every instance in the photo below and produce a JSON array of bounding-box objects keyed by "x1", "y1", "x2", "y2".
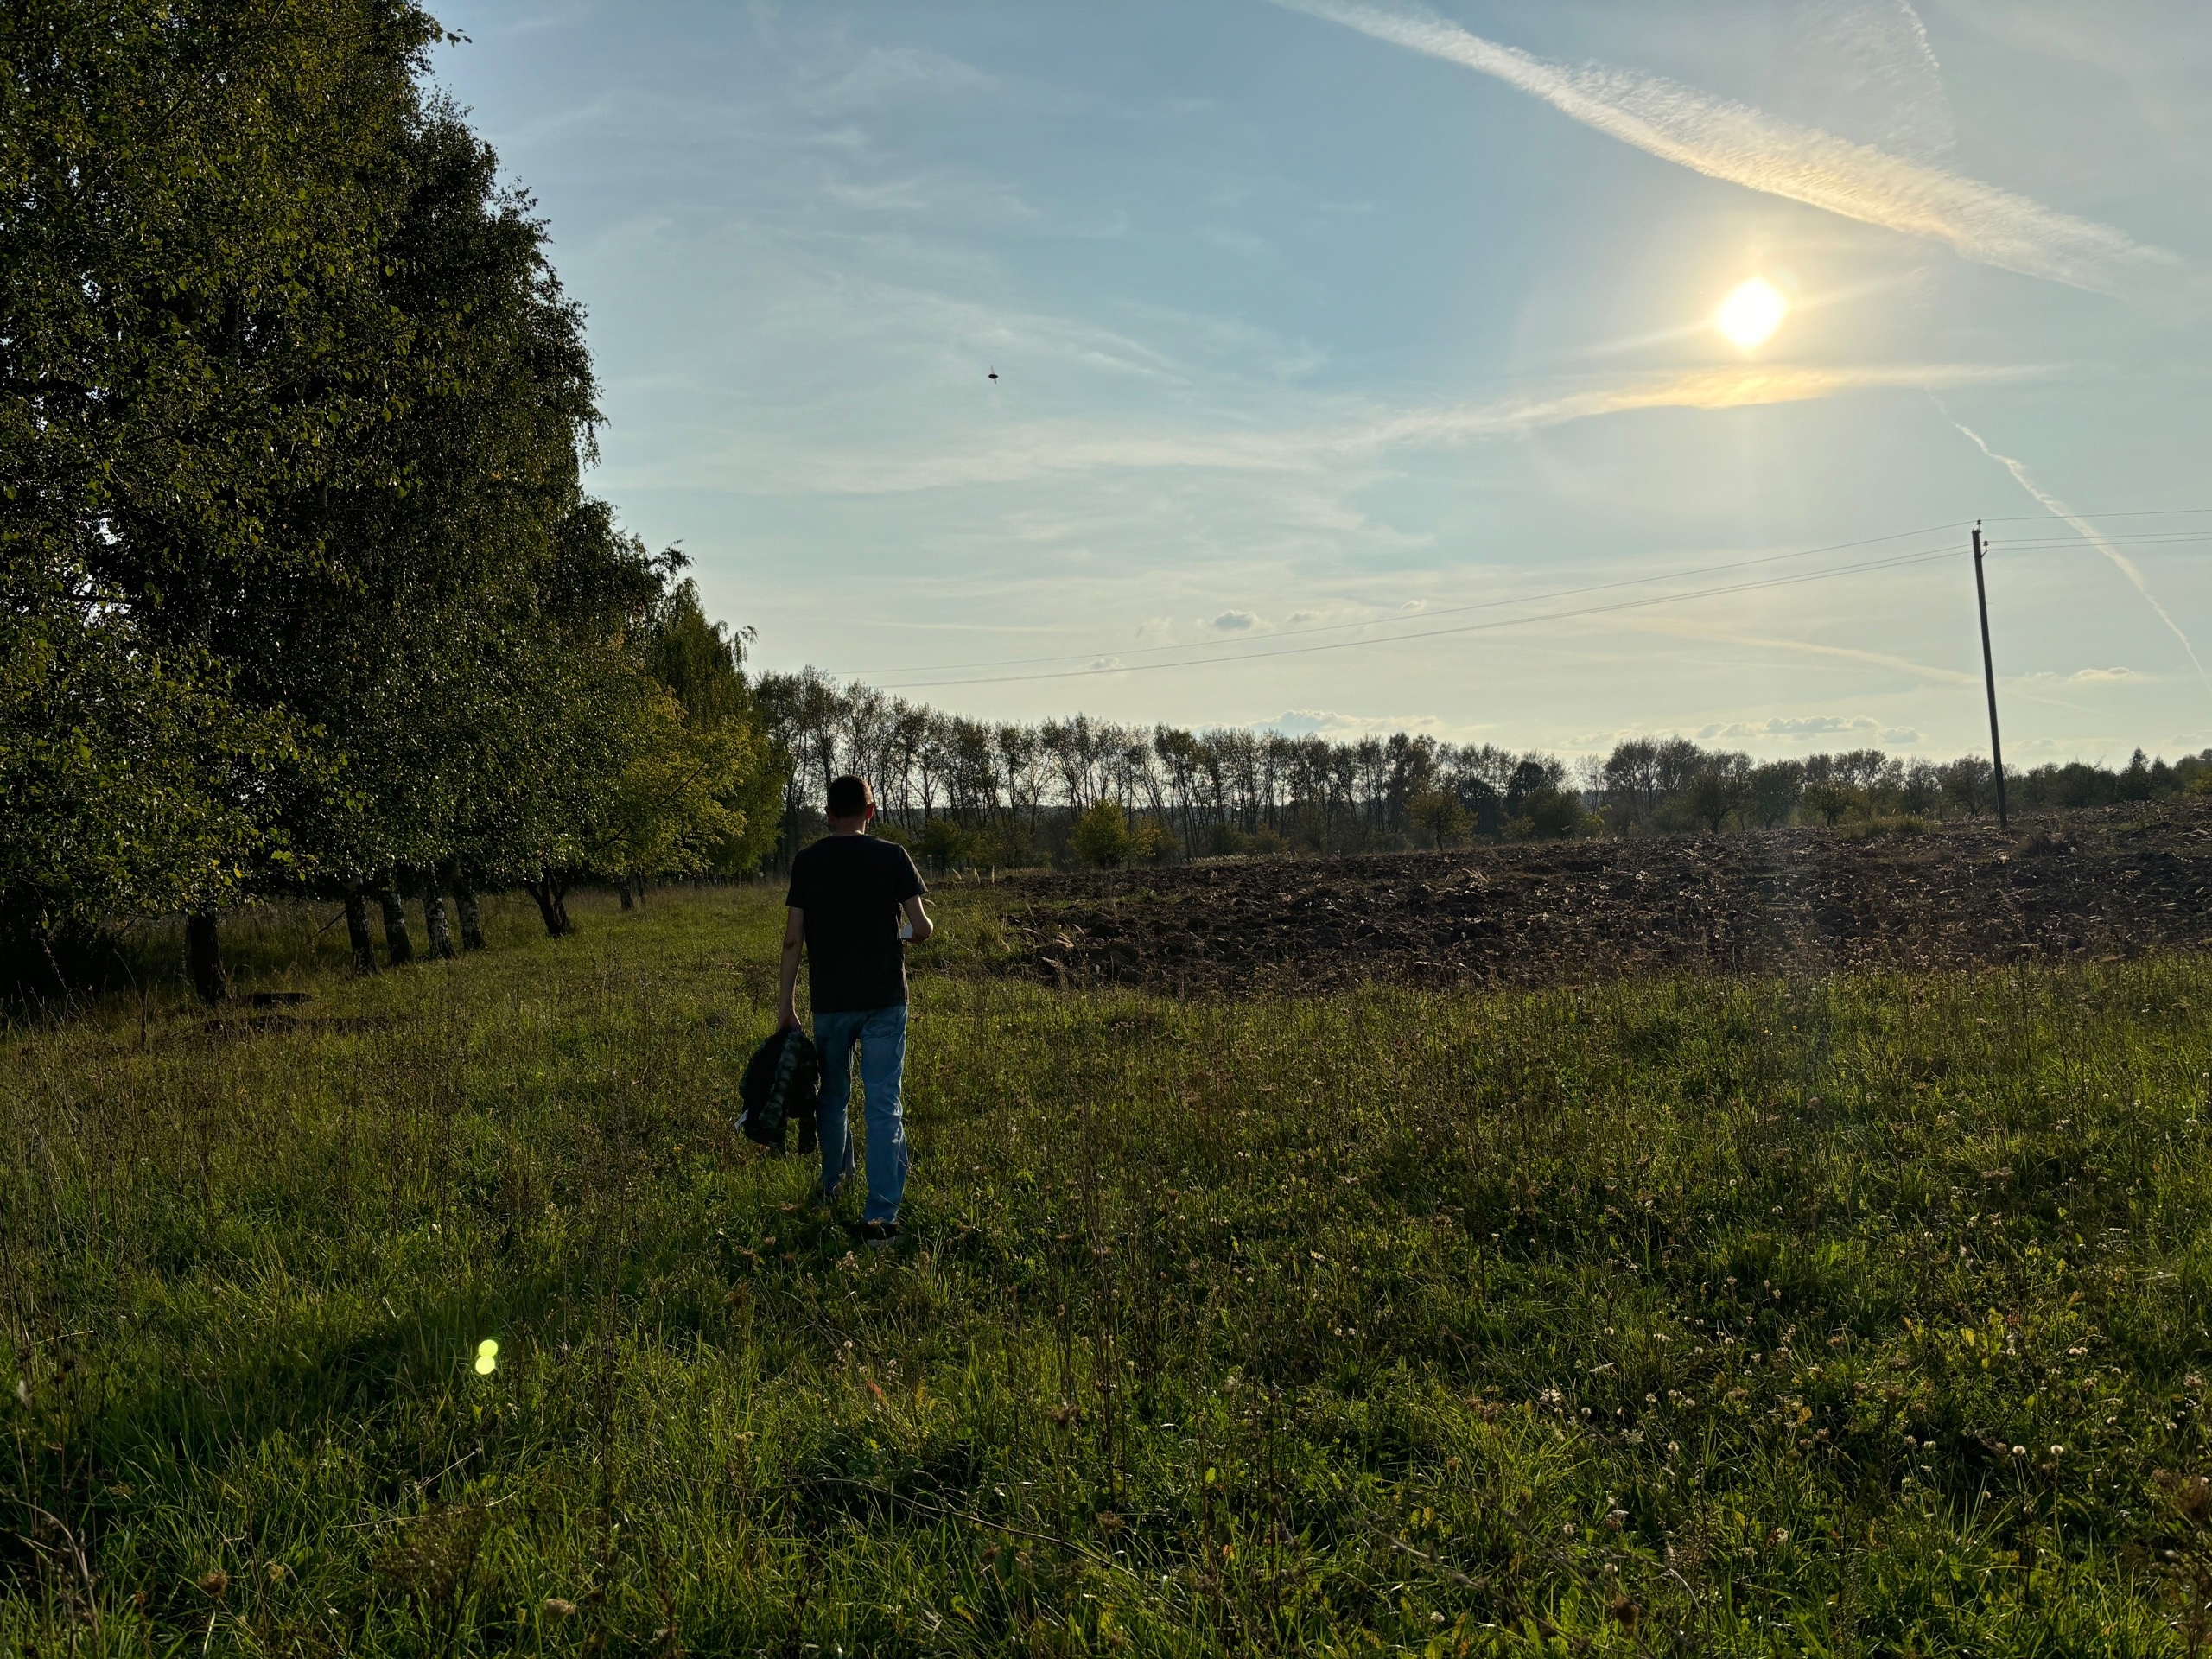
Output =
[{"x1": 785, "y1": 834, "x2": 928, "y2": 1012}]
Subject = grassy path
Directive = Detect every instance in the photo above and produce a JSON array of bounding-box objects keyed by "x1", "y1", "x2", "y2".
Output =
[{"x1": 5, "y1": 886, "x2": 2212, "y2": 1654}]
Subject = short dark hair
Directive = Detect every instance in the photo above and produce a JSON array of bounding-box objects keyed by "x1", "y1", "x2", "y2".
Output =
[{"x1": 826, "y1": 774, "x2": 873, "y2": 819}]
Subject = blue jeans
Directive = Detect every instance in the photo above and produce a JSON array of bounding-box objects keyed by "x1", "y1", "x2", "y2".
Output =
[{"x1": 813, "y1": 1003, "x2": 909, "y2": 1224}]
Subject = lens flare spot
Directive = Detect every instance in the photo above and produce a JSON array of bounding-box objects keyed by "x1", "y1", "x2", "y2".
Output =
[
  {"x1": 1715, "y1": 276, "x2": 1789, "y2": 351},
  {"x1": 474, "y1": 1338, "x2": 499, "y2": 1375}
]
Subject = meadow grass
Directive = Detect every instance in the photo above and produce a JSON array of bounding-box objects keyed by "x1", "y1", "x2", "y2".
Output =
[{"x1": 5, "y1": 883, "x2": 2212, "y2": 1655}]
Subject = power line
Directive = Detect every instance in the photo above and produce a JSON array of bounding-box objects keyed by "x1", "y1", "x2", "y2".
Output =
[
  {"x1": 1981, "y1": 506, "x2": 2212, "y2": 523},
  {"x1": 1982, "y1": 531, "x2": 2212, "y2": 549},
  {"x1": 874, "y1": 542, "x2": 1967, "y2": 690},
  {"x1": 842, "y1": 518, "x2": 1973, "y2": 679}
]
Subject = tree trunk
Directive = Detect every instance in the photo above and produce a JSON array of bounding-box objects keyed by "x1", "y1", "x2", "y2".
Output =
[
  {"x1": 185, "y1": 910, "x2": 228, "y2": 1005},
  {"x1": 377, "y1": 872, "x2": 415, "y2": 965},
  {"x1": 421, "y1": 869, "x2": 457, "y2": 961},
  {"x1": 619, "y1": 878, "x2": 635, "y2": 912},
  {"x1": 531, "y1": 874, "x2": 573, "y2": 938},
  {"x1": 343, "y1": 888, "x2": 379, "y2": 975},
  {"x1": 453, "y1": 875, "x2": 486, "y2": 951}
]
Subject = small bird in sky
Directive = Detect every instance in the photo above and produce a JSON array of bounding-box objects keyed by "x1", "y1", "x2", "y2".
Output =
[{"x1": 987, "y1": 365, "x2": 999, "y2": 381}]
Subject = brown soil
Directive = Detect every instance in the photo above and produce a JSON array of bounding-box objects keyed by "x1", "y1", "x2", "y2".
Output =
[{"x1": 992, "y1": 805, "x2": 2212, "y2": 993}]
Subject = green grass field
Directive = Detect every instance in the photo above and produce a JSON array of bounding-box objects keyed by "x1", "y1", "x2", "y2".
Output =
[{"x1": 6, "y1": 883, "x2": 2212, "y2": 1656}]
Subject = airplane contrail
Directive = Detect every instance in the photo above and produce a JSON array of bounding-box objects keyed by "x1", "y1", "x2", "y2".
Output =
[
  {"x1": 1273, "y1": 0, "x2": 2177, "y2": 299},
  {"x1": 1935, "y1": 397, "x2": 2212, "y2": 705}
]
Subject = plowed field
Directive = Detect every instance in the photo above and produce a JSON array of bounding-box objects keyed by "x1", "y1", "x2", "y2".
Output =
[{"x1": 997, "y1": 804, "x2": 2212, "y2": 992}]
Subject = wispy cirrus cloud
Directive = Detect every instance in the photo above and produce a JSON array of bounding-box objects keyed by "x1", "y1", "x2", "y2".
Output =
[
  {"x1": 806, "y1": 45, "x2": 996, "y2": 111},
  {"x1": 1621, "y1": 615, "x2": 1978, "y2": 689},
  {"x1": 764, "y1": 360, "x2": 2045, "y2": 495},
  {"x1": 1355, "y1": 362, "x2": 2041, "y2": 448},
  {"x1": 1272, "y1": 0, "x2": 2178, "y2": 298},
  {"x1": 1784, "y1": 0, "x2": 1954, "y2": 161}
]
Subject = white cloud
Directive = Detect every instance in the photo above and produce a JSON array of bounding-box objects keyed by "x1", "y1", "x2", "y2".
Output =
[
  {"x1": 1688, "y1": 715, "x2": 1925, "y2": 747},
  {"x1": 776, "y1": 360, "x2": 2042, "y2": 495},
  {"x1": 1211, "y1": 610, "x2": 1260, "y2": 631},
  {"x1": 1262, "y1": 709, "x2": 1455, "y2": 738},
  {"x1": 1112, "y1": 300, "x2": 1328, "y2": 381},
  {"x1": 1697, "y1": 714, "x2": 1884, "y2": 739},
  {"x1": 820, "y1": 172, "x2": 1041, "y2": 223},
  {"x1": 2067, "y1": 666, "x2": 2141, "y2": 683},
  {"x1": 807, "y1": 46, "x2": 996, "y2": 111},
  {"x1": 1779, "y1": 0, "x2": 1955, "y2": 161},
  {"x1": 1275, "y1": 0, "x2": 2178, "y2": 296},
  {"x1": 1354, "y1": 364, "x2": 2043, "y2": 451}
]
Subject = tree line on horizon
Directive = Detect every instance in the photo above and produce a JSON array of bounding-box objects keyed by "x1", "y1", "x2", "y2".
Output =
[
  {"x1": 756, "y1": 669, "x2": 2212, "y2": 870},
  {"x1": 3, "y1": 1, "x2": 780, "y2": 1001}
]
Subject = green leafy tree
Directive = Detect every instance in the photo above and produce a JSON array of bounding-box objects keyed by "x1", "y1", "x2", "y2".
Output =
[
  {"x1": 2119, "y1": 747, "x2": 2154, "y2": 802},
  {"x1": 1408, "y1": 788, "x2": 1470, "y2": 849},
  {"x1": 4, "y1": 0, "x2": 440, "y2": 992},
  {"x1": 1745, "y1": 761, "x2": 1804, "y2": 829},
  {"x1": 1937, "y1": 757, "x2": 1994, "y2": 816},
  {"x1": 917, "y1": 817, "x2": 977, "y2": 868},
  {"x1": 1801, "y1": 782, "x2": 1857, "y2": 827},
  {"x1": 5, "y1": 2, "x2": 782, "y2": 986},
  {"x1": 0, "y1": 591, "x2": 307, "y2": 996},
  {"x1": 276, "y1": 98, "x2": 612, "y2": 953},
  {"x1": 1680, "y1": 765, "x2": 1745, "y2": 832},
  {"x1": 1071, "y1": 800, "x2": 1162, "y2": 868},
  {"x1": 639, "y1": 577, "x2": 785, "y2": 879},
  {"x1": 596, "y1": 679, "x2": 760, "y2": 890},
  {"x1": 1516, "y1": 785, "x2": 1588, "y2": 841}
]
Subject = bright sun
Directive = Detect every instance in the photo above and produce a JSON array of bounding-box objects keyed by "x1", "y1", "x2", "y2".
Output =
[{"x1": 1715, "y1": 276, "x2": 1789, "y2": 351}]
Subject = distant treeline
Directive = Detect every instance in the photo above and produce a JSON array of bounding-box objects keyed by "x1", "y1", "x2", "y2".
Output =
[
  {"x1": 3, "y1": 3, "x2": 779, "y2": 1000},
  {"x1": 757, "y1": 670, "x2": 2212, "y2": 869}
]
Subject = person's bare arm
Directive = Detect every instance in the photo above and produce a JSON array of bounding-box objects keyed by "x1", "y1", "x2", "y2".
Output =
[
  {"x1": 778, "y1": 906, "x2": 804, "y2": 1029},
  {"x1": 902, "y1": 894, "x2": 934, "y2": 945}
]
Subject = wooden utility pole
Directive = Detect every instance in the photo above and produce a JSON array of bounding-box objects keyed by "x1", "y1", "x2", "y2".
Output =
[{"x1": 1973, "y1": 522, "x2": 2009, "y2": 829}]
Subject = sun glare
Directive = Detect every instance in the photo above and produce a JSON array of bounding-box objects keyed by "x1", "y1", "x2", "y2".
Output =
[{"x1": 1715, "y1": 276, "x2": 1789, "y2": 351}]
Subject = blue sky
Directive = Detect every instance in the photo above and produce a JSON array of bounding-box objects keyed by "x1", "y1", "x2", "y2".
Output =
[{"x1": 430, "y1": 1, "x2": 2212, "y2": 762}]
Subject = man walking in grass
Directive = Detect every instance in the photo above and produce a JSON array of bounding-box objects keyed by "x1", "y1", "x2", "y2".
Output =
[{"x1": 779, "y1": 774, "x2": 933, "y2": 1246}]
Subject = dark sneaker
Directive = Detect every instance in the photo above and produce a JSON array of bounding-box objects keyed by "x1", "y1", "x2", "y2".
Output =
[{"x1": 861, "y1": 1220, "x2": 901, "y2": 1250}]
